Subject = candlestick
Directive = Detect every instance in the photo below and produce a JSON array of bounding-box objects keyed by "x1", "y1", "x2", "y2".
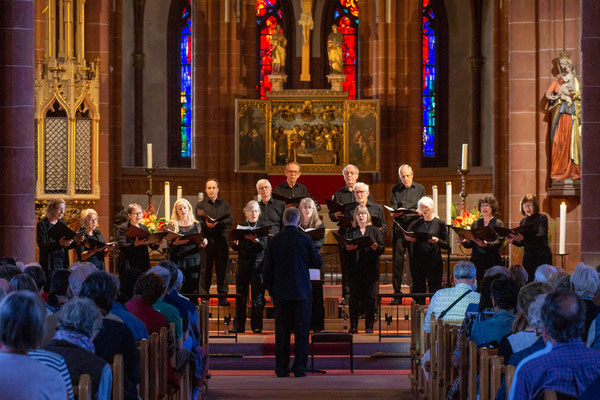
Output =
[
  {"x1": 559, "y1": 202, "x2": 566, "y2": 255},
  {"x1": 461, "y1": 143, "x2": 468, "y2": 170},
  {"x1": 164, "y1": 181, "x2": 171, "y2": 220},
  {"x1": 432, "y1": 185, "x2": 438, "y2": 217},
  {"x1": 445, "y1": 182, "x2": 452, "y2": 225},
  {"x1": 144, "y1": 168, "x2": 155, "y2": 210},
  {"x1": 458, "y1": 167, "x2": 470, "y2": 213},
  {"x1": 177, "y1": 186, "x2": 183, "y2": 200},
  {"x1": 147, "y1": 143, "x2": 153, "y2": 169}
]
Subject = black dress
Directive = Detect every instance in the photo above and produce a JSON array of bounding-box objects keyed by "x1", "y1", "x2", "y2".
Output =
[
  {"x1": 231, "y1": 221, "x2": 268, "y2": 332},
  {"x1": 37, "y1": 217, "x2": 71, "y2": 291},
  {"x1": 169, "y1": 222, "x2": 202, "y2": 293},
  {"x1": 511, "y1": 213, "x2": 552, "y2": 280},
  {"x1": 116, "y1": 222, "x2": 150, "y2": 273},
  {"x1": 407, "y1": 217, "x2": 449, "y2": 299},
  {"x1": 301, "y1": 221, "x2": 326, "y2": 332},
  {"x1": 461, "y1": 217, "x2": 504, "y2": 283},
  {"x1": 343, "y1": 225, "x2": 385, "y2": 331},
  {"x1": 76, "y1": 228, "x2": 107, "y2": 271}
]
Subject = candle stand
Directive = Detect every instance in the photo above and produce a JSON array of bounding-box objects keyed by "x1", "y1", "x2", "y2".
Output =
[
  {"x1": 555, "y1": 253, "x2": 568, "y2": 270},
  {"x1": 445, "y1": 224, "x2": 452, "y2": 287},
  {"x1": 458, "y1": 167, "x2": 470, "y2": 213},
  {"x1": 144, "y1": 168, "x2": 155, "y2": 210}
]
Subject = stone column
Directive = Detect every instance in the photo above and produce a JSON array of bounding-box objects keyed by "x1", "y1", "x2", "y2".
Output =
[
  {"x1": 0, "y1": 0, "x2": 36, "y2": 262},
  {"x1": 581, "y1": 0, "x2": 600, "y2": 265}
]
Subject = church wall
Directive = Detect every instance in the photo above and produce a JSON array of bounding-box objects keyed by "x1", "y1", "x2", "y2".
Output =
[
  {"x1": 121, "y1": 1, "x2": 135, "y2": 167},
  {"x1": 481, "y1": 0, "x2": 495, "y2": 168},
  {"x1": 507, "y1": 0, "x2": 581, "y2": 270}
]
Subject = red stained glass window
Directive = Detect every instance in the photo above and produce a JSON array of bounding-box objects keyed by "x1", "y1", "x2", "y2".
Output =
[
  {"x1": 257, "y1": 0, "x2": 285, "y2": 99},
  {"x1": 332, "y1": 0, "x2": 359, "y2": 99}
]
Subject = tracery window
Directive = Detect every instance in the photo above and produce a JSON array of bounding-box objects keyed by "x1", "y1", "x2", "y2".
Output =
[
  {"x1": 324, "y1": 0, "x2": 359, "y2": 99},
  {"x1": 168, "y1": 0, "x2": 193, "y2": 167}
]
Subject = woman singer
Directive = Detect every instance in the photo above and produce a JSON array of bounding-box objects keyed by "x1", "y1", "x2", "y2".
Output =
[
  {"x1": 169, "y1": 198, "x2": 205, "y2": 293},
  {"x1": 405, "y1": 197, "x2": 448, "y2": 299},
  {"x1": 231, "y1": 200, "x2": 268, "y2": 334},
  {"x1": 37, "y1": 198, "x2": 74, "y2": 292},
  {"x1": 298, "y1": 197, "x2": 326, "y2": 332},
  {"x1": 457, "y1": 196, "x2": 504, "y2": 283},
  {"x1": 76, "y1": 209, "x2": 112, "y2": 271},
  {"x1": 506, "y1": 194, "x2": 552, "y2": 281},
  {"x1": 343, "y1": 205, "x2": 385, "y2": 333},
  {"x1": 116, "y1": 203, "x2": 151, "y2": 274}
]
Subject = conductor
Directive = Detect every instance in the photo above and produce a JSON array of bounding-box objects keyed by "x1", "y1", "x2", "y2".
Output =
[{"x1": 263, "y1": 207, "x2": 322, "y2": 377}]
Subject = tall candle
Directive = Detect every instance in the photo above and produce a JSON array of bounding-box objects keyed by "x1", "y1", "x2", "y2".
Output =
[
  {"x1": 446, "y1": 182, "x2": 452, "y2": 225},
  {"x1": 224, "y1": 0, "x2": 230, "y2": 22},
  {"x1": 461, "y1": 143, "x2": 468, "y2": 170},
  {"x1": 177, "y1": 186, "x2": 183, "y2": 200},
  {"x1": 147, "y1": 143, "x2": 153, "y2": 169},
  {"x1": 164, "y1": 181, "x2": 171, "y2": 220},
  {"x1": 386, "y1": 0, "x2": 391, "y2": 23},
  {"x1": 432, "y1": 185, "x2": 438, "y2": 217},
  {"x1": 559, "y1": 202, "x2": 566, "y2": 254}
]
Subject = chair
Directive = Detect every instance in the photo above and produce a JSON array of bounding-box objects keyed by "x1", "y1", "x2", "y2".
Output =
[
  {"x1": 139, "y1": 339, "x2": 150, "y2": 400},
  {"x1": 310, "y1": 332, "x2": 354, "y2": 373},
  {"x1": 77, "y1": 374, "x2": 92, "y2": 400},
  {"x1": 111, "y1": 354, "x2": 124, "y2": 400}
]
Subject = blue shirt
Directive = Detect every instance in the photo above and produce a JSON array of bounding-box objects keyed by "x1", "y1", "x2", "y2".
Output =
[
  {"x1": 470, "y1": 309, "x2": 515, "y2": 347},
  {"x1": 110, "y1": 302, "x2": 149, "y2": 341},
  {"x1": 509, "y1": 339, "x2": 600, "y2": 399}
]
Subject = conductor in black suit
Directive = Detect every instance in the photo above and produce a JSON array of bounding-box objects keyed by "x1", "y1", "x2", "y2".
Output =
[{"x1": 263, "y1": 207, "x2": 322, "y2": 377}]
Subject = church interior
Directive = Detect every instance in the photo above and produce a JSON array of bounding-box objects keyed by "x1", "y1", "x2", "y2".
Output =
[{"x1": 1, "y1": 0, "x2": 600, "y2": 398}]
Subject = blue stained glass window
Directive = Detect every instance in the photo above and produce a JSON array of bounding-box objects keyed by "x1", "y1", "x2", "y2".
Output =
[
  {"x1": 180, "y1": 0, "x2": 192, "y2": 158},
  {"x1": 422, "y1": 0, "x2": 436, "y2": 158}
]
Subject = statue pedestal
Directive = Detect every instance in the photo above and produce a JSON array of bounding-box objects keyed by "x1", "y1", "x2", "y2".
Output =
[
  {"x1": 268, "y1": 73, "x2": 287, "y2": 93},
  {"x1": 548, "y1": 178, "x2": 580, "y2": 197},
  {"x1": 327, "y1": 73, "x2": 346, "y2": 92}
]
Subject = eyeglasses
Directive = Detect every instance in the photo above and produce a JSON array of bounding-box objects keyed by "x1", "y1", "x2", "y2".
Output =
[
  {"x1": 130, "y1": 211, "x2": 143, "y2": 216},
  {"x1": 354, "y1": 190, "x2": 367, "y2": 194}
]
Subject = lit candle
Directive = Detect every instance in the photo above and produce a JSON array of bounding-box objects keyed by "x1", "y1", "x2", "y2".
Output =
[
  {"x1": 164, "y1": 181, "x2": 171, "y2": 220},
  {"x1": 446, "y1": 182, "x2": 452, "y2": 225},
  {"x1": 461, "y1": 143, "x2": 468, "y2": 170},
  {"x1": 559, "y1": 202, "x2": 566, "y2": 254},
  {"x1": 177, "y1": 186, "x2": 183, "y2": 200},
  {"x1": 432, "y1": 185, "x2": 438, "y2": 217},
  {"x1": 147, "y1": 143, "x2": 153, "y2": 169}
]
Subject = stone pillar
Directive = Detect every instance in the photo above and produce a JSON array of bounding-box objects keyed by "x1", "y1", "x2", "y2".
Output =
[
  {"x1": 581, "y1": 0, "x2": 600, "y2": 265},
  {"x1": 0, "y1": 0, "x2": 36, "y2": 262}
]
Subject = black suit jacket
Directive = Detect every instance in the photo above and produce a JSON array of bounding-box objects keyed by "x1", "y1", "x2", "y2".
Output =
[{"x1": 263, "y1": 225, "x2": 322, "y2": 300}]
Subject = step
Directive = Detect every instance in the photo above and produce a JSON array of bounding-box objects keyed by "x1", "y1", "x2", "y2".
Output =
[{"x1": 208, "y1": 354, "x2": 411, "y2": 370}]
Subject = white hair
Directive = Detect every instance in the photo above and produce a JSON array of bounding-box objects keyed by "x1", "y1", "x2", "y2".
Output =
[
  {"x1": 147, "y1": 266, "x2": 171, "y2": 290},
  {"x1": 417, "y1": 196, "x2": 435, "y2": 215},
  {"x1": 256, "y1": 179, "x2": 271, "y2": 190},
  {"x1": 527, "y1": 293, "x2": 548, "y2": 333},
  {"x1": 354, "y1": 182, "x2": 369, "y2": 192},
  {"x1": 342, "y1": 164, "x2": 359, "y2": 175},
  {"x1": 398, "y1": 164, "x2": 413, "y2": 177},
  {"x1": 534, "y1": 264, "x2": 557, "y2": 283},
  {"x1": 570, "y1": 263, "x2": 600, "y2": 299}
]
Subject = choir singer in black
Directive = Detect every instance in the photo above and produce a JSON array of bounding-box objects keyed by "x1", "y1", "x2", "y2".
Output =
[
  {"x1": 344, "y1": 182, "x2": 387, "y2": 234},
  {"x1": 256, "y1": 179, "x2": 285, "y2": 235},
  {"x1": 389, "y1": 164, "x2": 424, "y2": 304},
  {"x1": 116, "y1": 203, "x2": 151, "y2": 274},
  {"x1": 404, "y1": 196, "x2": 448, "y2": 303},
  {"x1": 196, "y1": 178, "x2": 233, "y2": 305},
  {"x1": 273, "y1": 162, "x2": 309, "y2": 198}
]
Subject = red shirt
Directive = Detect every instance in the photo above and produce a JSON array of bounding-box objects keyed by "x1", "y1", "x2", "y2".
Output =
[{"x1": 125, "y1": 296, "x2": 167, "y2": 335}]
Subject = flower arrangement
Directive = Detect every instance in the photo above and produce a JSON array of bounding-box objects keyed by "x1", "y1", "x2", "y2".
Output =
[
  {"x1": 452, "y1": 206, "x2": 481, "y2": 229},
  {"x1": 141, "y1": 210, "x2": 167, "y2": 233}
]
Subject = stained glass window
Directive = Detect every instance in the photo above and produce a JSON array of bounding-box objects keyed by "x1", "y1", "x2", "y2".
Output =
[
  {"x1": 257, "y1": 0, "x2": 285, "y2": 100},
  {"x1": 180, "y1": 0, "x2": 192, "y2": 158},
  {"x1": 422, "y1": 0, "x2": 436, "y2": 158},
  {"x1": 331, "y1": 0, "x2": 359, "y2": 99}
]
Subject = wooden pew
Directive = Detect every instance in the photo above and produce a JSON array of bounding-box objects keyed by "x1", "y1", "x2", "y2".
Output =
[
  {"x1": 505, "y1": 365, "x2": 515, "y2": 400},
  {"x1": 149, "y1": 332, "x2": 161, "y2": 400},
  {"x1": 77, "y1": 374, "x2": 92, "y2": 400},
  {"x1": 468, "y1": 340, "x2": 478, "y2": 400},
  {"x1": 139, "y1": 339, "x2": 150, "y2": 400},
  {"x1": 457, "y1": 332, "x2": 468, "y2": 400},
  {"x1": 111, "y1": 354, "x2": 124, "y2": 400},
  {"x1": 159, "y1": 326, "x2": 169, "y2": 399}
]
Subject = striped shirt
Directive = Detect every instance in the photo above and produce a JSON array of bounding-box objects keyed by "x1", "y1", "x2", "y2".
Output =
[
  {"x1": 29, "y1": 349, "x2": 75, "y2": 400},
  {"x1": 424, "y1": 283, "x2": 480, "y2": 332}
]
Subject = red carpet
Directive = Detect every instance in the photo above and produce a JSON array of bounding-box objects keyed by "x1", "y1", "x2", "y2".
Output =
[{"x1": 211, "y1": 369, "x2": 411, "y2": 376}]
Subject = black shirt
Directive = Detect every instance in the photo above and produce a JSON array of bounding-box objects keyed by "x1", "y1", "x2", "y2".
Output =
[
  {"x1": 407, "y1": 217, "x2": 449, "y2": 260},
  {"x1": 258, "y1": 197, "x2": 285, "y2": 235},
  {"x1": 390, "y1": 181, "x2": 426, "y2": 228},
  {"x1": 232, "y1": 220, "x2": 268, "y2": 269},
  {"x1": 343, "y1": 225, "x2": 385, "y2": 274},
  {"x1": 273, "y1": 181, "x2": 309, "y2": 198},
  {"x1": 461, "y1": 217, "x2": 504, "y2": 269},
  {"x1": 169, "y1": 222, "x2": 202, "y2": 260},
  {"x1": 344, "y1": 200, "x2": 387, "y2": 234},
  {"x1": 328, "y1": 186, "x2": 374, "y2": 224},
  {"x1": 195, "y1": 197, "x2": 233, "y2": 238},
  {"x1": 75, "y1": 228, "x2": 107, "y2": 270},
  {"x1": 117, "y1": 222, "x2": 150, "y2": 272}
]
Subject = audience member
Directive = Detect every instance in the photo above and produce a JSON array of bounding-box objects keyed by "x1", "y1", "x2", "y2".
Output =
[
  {"x1": 0, "y1": 279, "x2": 10, "y2": 300},
  {"x1": 79, "y1": 272, "x2": 140, "y2": 400},
  {"x1": 499, "y1": 282, "x2": 552, "y2": 362},
  {"x1": 47, "y1": 269, "x2": 71, "y2": 313},
  {"x1": 484, "y1": 265, "x2": 510, "y2": 279},
  {"x1": 0, "y1": 264, "x2": 22, "y2": 281},
  {"x1": 0, "y1": 291, "x2": 68, "y2": 399},
  {"x1": 508, "y1": 264, "x2": 528, "y2": 287},
  {"x1": 28, "y1": 347, "x2": 75, "y2": 400},
  {"x1": 470, "y1": 276, "x2": 519, "y2": 347},
  {"x1": 534, "y1": 264, "x2": 557, "y2": 282},
  {"x1": 24, "y1": 265, "x2": 47, "y2": 293},
  {"x1": 116, "y1": 268, "x2": 144, "y2": 305},
  {"x1": 424, "y1": 262, "x2": 480, "y2": 332},
  {"x1": 509, "y1": 290, "x2": 600, "y2": 399},
  {"x1": 10, "y1": 274, "x2": 39, "y2": 293},
  {"x1": 45, "y1": 298, "x2": 112, "y2": 400},
  {"x1": 147, "y1": 266, "x2": 184, "y2": 346},
  {"x1": 109, "y1": 273, "x2": 149, "y2": 342},
  {"x1": 570, "y1": 263, "x2": 600, "y2": 338},
  {"x1": 0, "y1": 256, "x2": 17, "y2": 266},
  {"x1": 547, "y1": 270, "x2": 570, "y2": 291}
]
